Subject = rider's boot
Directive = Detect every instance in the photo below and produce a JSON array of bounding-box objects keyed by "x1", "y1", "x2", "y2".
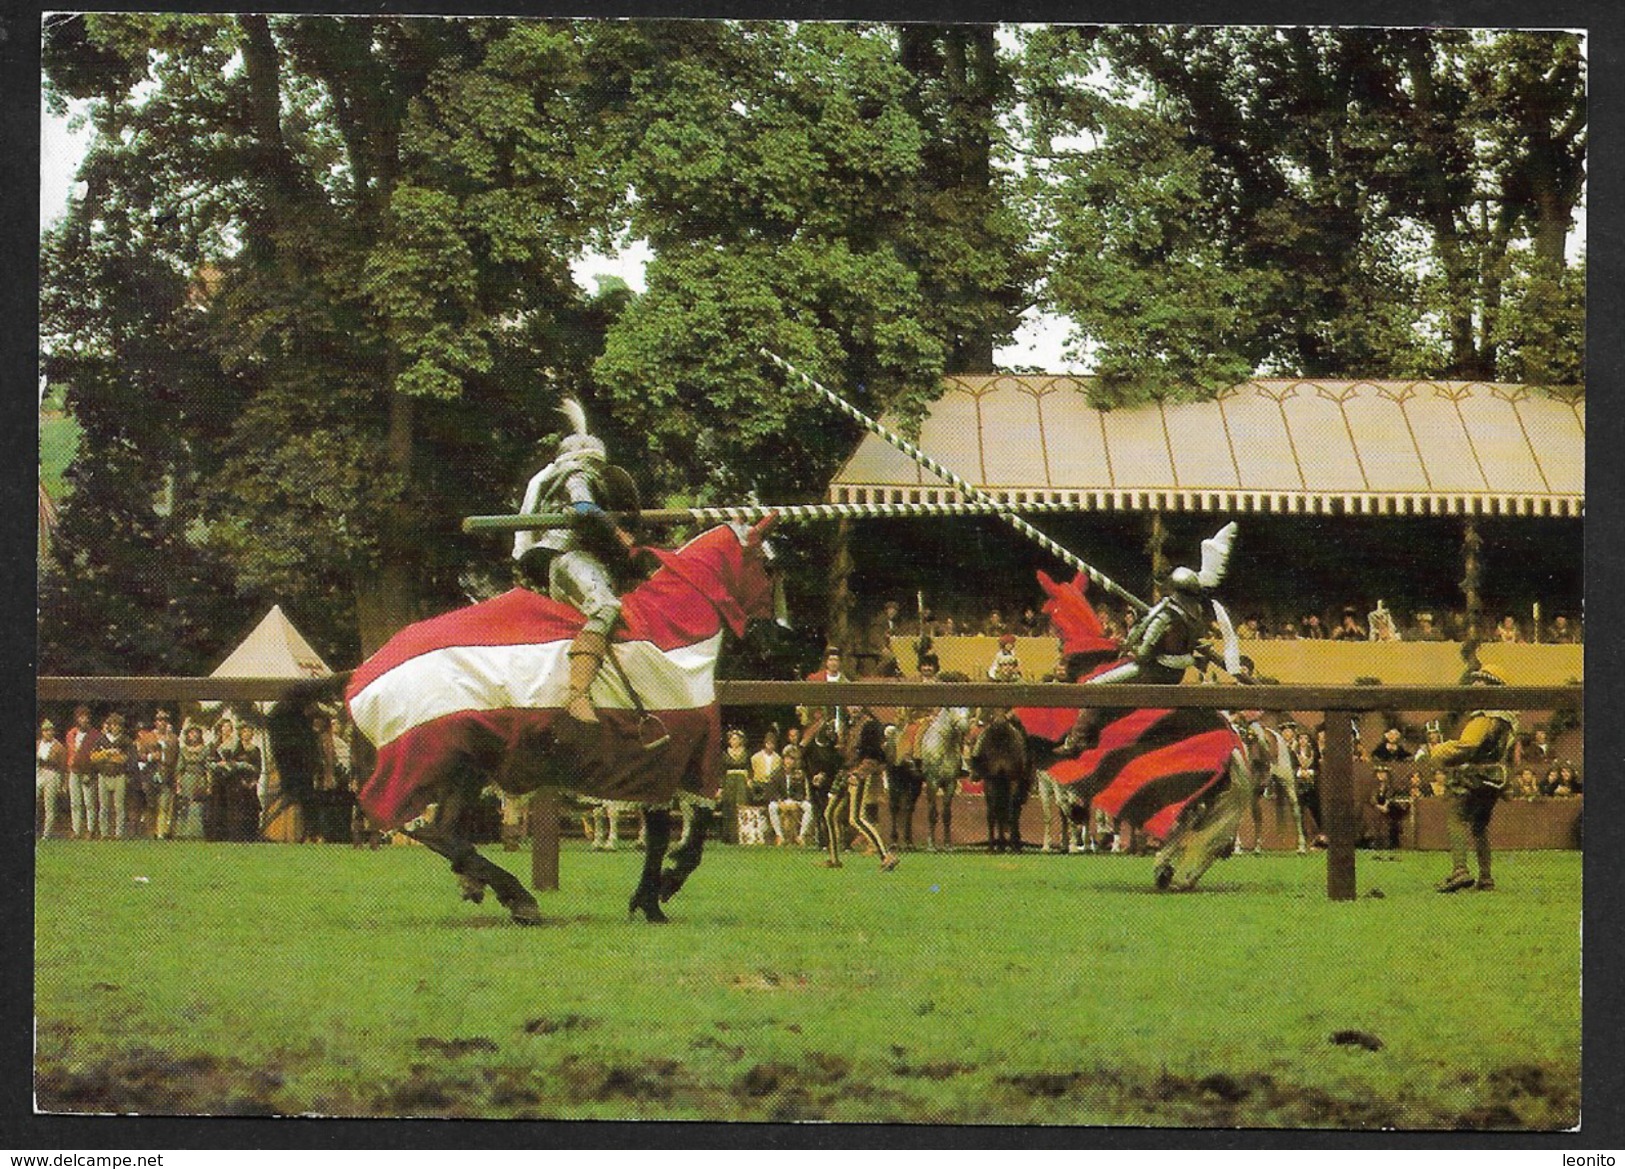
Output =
[{"x1": 564, "y1": 630, "x2": 609, "y2": 724}]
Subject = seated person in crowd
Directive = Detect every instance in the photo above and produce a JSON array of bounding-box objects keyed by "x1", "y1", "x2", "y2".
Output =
[
  {"x1": 1331, "y1": 607, "x2": 1367, "y2": 641},
  {"x1": 1551, "y1": 762, "x2": 1581, "y2": 797},
  {"x1": 1410, "y1": 611, "x2": 1445, "y2": 641},
  {"x1": 1301, "y1": 614, "x2": 1326, "y2": 639},
  {"x1": 987, "y1": 634, "x2": 1022, "y2": 681},
  {"x1": 981, "y1": 608, "x2": 1008, "y2": 637},
  {"x1": 774, "y1": 744, "x2": 815, "y2": 847},
  {"x1": 1495, "y1": 614, "x2": 1523, "y2": 643},
  {"x1": 1513, "y1": 767, "x2": 1542, "y2": 800},
  {"x1": 1547, "y1": 614, "x2": 1580, "y2": 643}
]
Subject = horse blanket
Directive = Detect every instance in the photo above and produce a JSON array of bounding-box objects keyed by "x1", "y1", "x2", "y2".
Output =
[
  {"x1": 1013, "y1": 571, "x2": 1239, "y2": 840},
  {"x1": 348, "y1": 530, "x2": 762, "y2": 829}
]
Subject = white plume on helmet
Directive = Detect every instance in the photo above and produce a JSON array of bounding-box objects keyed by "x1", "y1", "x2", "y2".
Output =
[{"x1": 556, "y1": 396, "x2": 607, "y2": 466}]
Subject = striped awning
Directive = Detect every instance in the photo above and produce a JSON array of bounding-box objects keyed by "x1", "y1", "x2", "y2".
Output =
[{"x1": 828, "y1": 377, "x2": 1584, "y2": 518}]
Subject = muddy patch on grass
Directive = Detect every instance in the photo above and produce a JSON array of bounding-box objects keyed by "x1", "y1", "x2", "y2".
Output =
[
  {"x1": 415, "y1": 1036, "x2": 500, "y2": 1057},
  {"x1": 557, "y1": 1054, "x2": 685, "y2": 1104},
  {"x1": 36, "y1": 1047, "x2": 280, "y2": 1116},
  {"x1": 522, "y1": 1014, "x2": 600, "y2": 1036}
]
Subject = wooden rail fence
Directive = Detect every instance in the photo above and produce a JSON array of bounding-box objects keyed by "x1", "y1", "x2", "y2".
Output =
[{"x1": 37, "y1": 677, "x2": 1580, "y2": 901}]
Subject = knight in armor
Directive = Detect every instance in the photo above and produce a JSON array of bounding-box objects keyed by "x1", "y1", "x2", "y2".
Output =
[
  {"x1": 1422, "y1": 659, "x2": 1518, "y2": 893},
  {"x1": 1088, "y1": 522, "x2": 1238, "y2": 687},
  {"x1": 512, "y1": 397, "x2": 644, "y2": 726}
]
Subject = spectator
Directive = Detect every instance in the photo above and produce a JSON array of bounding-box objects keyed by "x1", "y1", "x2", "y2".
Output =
[
  {"x1": 751, "y1": 729, "x2": 790, "y2": 845},
  {"x1": 719, "y1": 727, "x2": 751, "y2": 845},
  {"x1": 798, "y1": 646, "x2": 849, "y2": 746},
  {"x1": 1331, "y1": 608, "x2": 1367, "y2": 641},
  {"x1": 225, "y1": 724, "x2": 264, "y2": 841},
  {"x1": 774, "y1": 743, "x2": 815, "y2": 848},
  {"x1": 1547, "y1": 614, "x2": 1580, "y2": 644},
  {"x1": 65, "y1": 704, "x2": 99, "y2": 840},
  {"x1": 147, "y1": 709, "x2": 180, "y2": 839},
  {"x1": 1410, "y1": 611, "x2": 1446, "y2": 641},
  {"x1": 1301, "y1": 614, "x2": 1326, "y2": 639},
  {"x1": 205, "y1": 718, "x2": 237, "y2": 841},
  {"x1": 1554, "y1": 761, "x2": 1581, "y2": 796},
  {"x1": 982, "y1": 608, "x2": 1009, "y2": 638},
  {"x1": 89, "y1": 711, "x2": 139, "y2": 839},
  {"x1": 1512, "y1": 767, "x2": 1542, "y2": 801},
  {"x1": 987, "y1": 633, "x2": 1022, "y2": 681},
  {"x1": 1518, "y1": 727, "x2": 1555, "y2": 767},
  {"x1": 1369, "y1": 726, "x2": 1412, "y2": 764},
  {"x1": 859, "y1": 599, "x2": 903, "y2": 676},
  {"x1": 1495, "y1": 614, "x2": 1523, "y2": 643},
  {"x1": 1427, "y1": 770, "x2": 1448, "y2": 798},
  {"x1": 174, "y1": 724, "x2": 210, "y2": 839},
  {"x1": 1018, "y1": 605, "x2": 1046, "y2": 637},
  {"x1": 1276, "y1": 620, "x2": 1299, "y2": 641},
  {"x1": 36, "y1": 718, "x2": 67, "y2": 840},
  {"x1": 1371, "y1": 765, "x2": 1411, "y2": 848},
  {"x1": 1293, "y1": 728, "x2": 1325, "y2": 847}
]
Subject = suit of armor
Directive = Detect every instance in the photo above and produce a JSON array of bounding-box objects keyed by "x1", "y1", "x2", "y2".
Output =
[
  {"x1": 511, "y1": 402, "x2": 636, "y2": 725},
  {"x1": 1088, "y1": 579, "x2": 1206, "y2": 686}
]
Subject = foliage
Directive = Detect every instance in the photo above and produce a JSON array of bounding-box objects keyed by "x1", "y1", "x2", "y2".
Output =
[
  {"x1": 35, "y1": 841, "x2": 1580, "y2": 1125},
  {"x1": 1018, "y1": 26, "x2": 1585, "y2": 404}
]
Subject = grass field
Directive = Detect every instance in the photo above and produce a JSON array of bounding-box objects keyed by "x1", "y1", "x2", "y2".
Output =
[{"x1": 34, "y1": 839, "x2": 1581, "y2": 1127}]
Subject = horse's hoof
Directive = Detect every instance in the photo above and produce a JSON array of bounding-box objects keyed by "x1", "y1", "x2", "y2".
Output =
[
  {"x1": 509, "y1": 902, "x2": 545, "y2": 925},
  {"x1": 629, "y1": 889, "x2": 669, "y2": 923},
  {"x1": 880, "y1": 853, "x2": 900, "y2": 872},
  {"x1": 1154, "y1": 864, "x2": 1174, "y2": 891},
  {"x1": 456, "y1": 874, "x2": 487, "y2": 904}
]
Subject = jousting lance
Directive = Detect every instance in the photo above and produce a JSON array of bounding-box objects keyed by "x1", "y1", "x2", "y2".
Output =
[
  {"x1": 462, "y1": 499, "x2": 1088, "y2": 532},
  {"x1": 758, "y1": 349, "x2": 1151, "y2": 616}
]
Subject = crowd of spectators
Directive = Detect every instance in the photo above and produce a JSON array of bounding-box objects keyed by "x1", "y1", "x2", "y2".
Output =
[
  {"x1": 34, "y1": 702, "x2": 359, "y2": 844},
  {"x1": 853, "y1": 594, "x2": 1581, "y2": 653}
]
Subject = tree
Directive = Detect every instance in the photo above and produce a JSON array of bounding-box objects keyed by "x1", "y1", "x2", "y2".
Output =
[
  {"x1": 43, "y1": 16, "x2": 620, "y2": 659},
  {"x1": 1020, "y1": 25, "x2": 1585, "y2": 401}
]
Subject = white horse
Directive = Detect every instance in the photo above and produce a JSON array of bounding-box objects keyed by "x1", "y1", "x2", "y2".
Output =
[
  {"x1": 1232, "y1": 718, "x2": 1309, "y2": 854},
  {"x1": 890, "y1": 697, "x2": 974, "y2": 851},
  {"x1": 1034, "y1": 769, "x2": 1095, "y2": 853},
  {"x1": 579, "y1": 797, "x2": 642, "y2": 851}
]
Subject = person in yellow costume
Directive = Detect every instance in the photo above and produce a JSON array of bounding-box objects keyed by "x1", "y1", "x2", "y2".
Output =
[{"x1": 1418, "y1": 661, "x2": 1517, "y2": 892}]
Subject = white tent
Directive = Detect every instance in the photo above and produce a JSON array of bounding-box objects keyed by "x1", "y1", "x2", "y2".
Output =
[
  {"x1": 211, "y1": 604, "x2": 331, "y2": 678},
  {"x1": 208, "y1": 605, "x2": 332, "y2": 840}
]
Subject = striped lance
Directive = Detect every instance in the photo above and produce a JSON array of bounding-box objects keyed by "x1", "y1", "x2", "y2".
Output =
[
  {"x1": 464, "y1": 499, "x2": 1088, "y2": 533},
  {"x1": 759, "y1": 349, "x2": 1151, "y2": 615}
]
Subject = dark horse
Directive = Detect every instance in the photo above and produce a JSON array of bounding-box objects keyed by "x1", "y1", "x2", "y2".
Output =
[
  {"x1": 270, "y1": 518, "x2": 780, "y2": 925},
  {"x1": 971, "y1": 709, "x2": 1032, "y2": 853}
]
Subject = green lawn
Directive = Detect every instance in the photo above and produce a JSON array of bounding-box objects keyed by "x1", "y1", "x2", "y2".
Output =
[
  {"x1": 39, "y1": 410, "x2": 81, "y2": 500},
  {"x1": 34, "y1": 840, "x2": 1581, "y2": 1127}
]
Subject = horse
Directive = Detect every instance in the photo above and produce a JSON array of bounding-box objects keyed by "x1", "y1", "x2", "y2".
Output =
[
  {"x1": 886, "y1": 673, "x2": 973, "y2": 851},
  {"x1": 269, "y1": 517, "x2": 780, "y2": 925},
  {"x1": 1231, "y1": 717, "x2": 1308, "y2": 853},
  {"x1": 970, "y1": 709, "x2": 1032, "y2": 853},
  {"x1": 1013, "y1": 570, "x2": 1250, "y2": 890}
]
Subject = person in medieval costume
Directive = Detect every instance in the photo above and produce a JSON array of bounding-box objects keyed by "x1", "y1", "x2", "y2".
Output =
[
  {"x1": 1420, "y1": 650, "x2": 1518, "y2": 893},
  {"x1": 512, "y1": 397, "x2": 645, "y2": 726},
  {"x1": 1088, "y1": 522, "x2": 1240, "y2": 687}
]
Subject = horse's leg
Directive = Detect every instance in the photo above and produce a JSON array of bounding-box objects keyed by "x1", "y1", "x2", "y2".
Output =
[
  {"x1": 629, "y1": 807, "x2": 672, "y2": 923},
  {"x1": 659, "y1": 799, "x2": 714, "y2": 902},
  {"x1": 1037, "y1": 775, "x2": 1055, "y2": 853},
  {"x1": 887, "y1": 775, "x2": 906, "y2": 850},
  {"x1": 984, "y1": 779, "x2": 1000, "y2": 853},
  {"x1": 408, "y1": 789, "x2": 542, "y2": 926},
  {"x1": 940, "y1": 783, "x2": 954, "y2": 852},
  {"x1": 1286, "y1": 776, "x2": 1307, "y2": 853},
  {"x1": 924, "y1": 784, "x2": 940, "y2": 851}
]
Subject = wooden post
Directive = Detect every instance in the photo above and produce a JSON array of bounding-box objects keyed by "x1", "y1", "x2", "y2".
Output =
[
  {"x1": 1461, "y1": 517, "x2": 1483, "y2": 641},
  {"x1": 1145, "y1": 509, "x2": 1169, "y2": 587},
  {"x1": 829, "y1": 516, "x2": 854, "y2": 653},
  {"x1": 529, "y1": 789, "x2": 560, "y2": 892},
  {"x1": 1322, "y1": 710, "x2": 1357, "y2": 901}
]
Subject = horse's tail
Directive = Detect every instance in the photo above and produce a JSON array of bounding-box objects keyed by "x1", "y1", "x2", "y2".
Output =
[{"x1": 267, "y1": 673, "x2": 352, "y2": 811}]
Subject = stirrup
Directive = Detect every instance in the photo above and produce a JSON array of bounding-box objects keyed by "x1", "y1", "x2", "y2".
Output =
[{"x1": 638, "y1": 713, "x2": 671, "y2": 752}]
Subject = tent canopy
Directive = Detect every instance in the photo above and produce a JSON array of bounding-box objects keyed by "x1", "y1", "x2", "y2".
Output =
[
  {"x1": 829, "y1": 377, "x2": 1583, "y2": 519},
  {"x1": 212, "y1": 605, "x2": 331, "y2": 678}
]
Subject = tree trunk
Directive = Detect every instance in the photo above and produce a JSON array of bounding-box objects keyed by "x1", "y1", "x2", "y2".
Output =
[{"x1": 355, "y1": 389, "x2": 424, "y2": 657}]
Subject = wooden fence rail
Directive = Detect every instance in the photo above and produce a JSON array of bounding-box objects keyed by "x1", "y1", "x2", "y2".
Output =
[{"x1": 36, "y1": 676, "x2": 1581, "y2": 902}]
